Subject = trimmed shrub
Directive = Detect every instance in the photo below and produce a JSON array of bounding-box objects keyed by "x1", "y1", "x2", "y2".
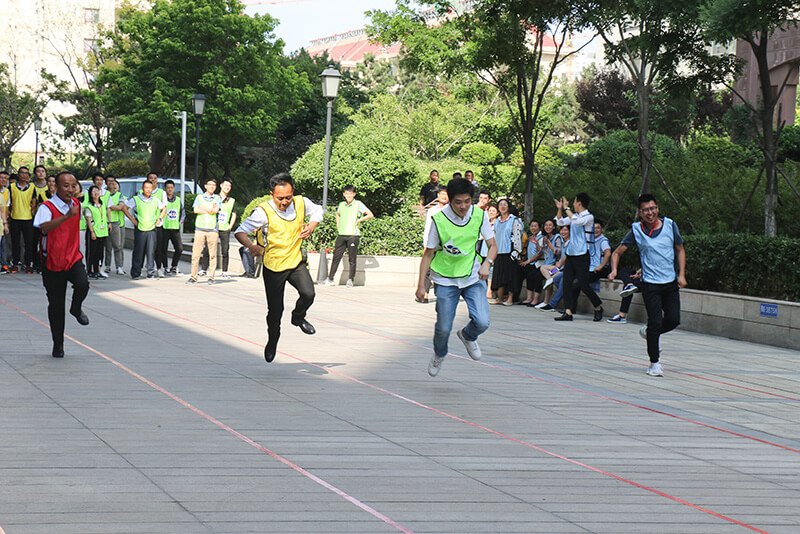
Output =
[
  {"x1": 459, "y1": 142, "x2": 502, "y2": 166},
  {"x1": 106, "y1": 158, "x2": 150, "y2": 178}
]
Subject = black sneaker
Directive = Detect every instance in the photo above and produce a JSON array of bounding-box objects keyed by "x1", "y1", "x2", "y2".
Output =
[
  {"x1": 554, "y1": 313, "x2": 573, "y2": 321},
  {"x1": 593, "y1": 307, "x2": 604, "y2": 322}
]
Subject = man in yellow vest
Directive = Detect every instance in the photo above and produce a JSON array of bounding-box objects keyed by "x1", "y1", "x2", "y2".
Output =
[
  {"x1": 0, "y1": 171, "x2": 10, "y2": 272},
  {"x1": 234, "y1": 173, "x2": 324, "y2": 363},
  {"x1": 8, "y1": 166, "x2": 37, "y2": 273},
  {"x1": 416, "y1": 178, "x2": 498, "y2": 377}
]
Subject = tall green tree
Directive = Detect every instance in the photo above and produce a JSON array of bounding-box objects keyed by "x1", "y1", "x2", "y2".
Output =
[
  {"x1": 589, "y1": 0, "x2": 736, "y2": 195},
  {"x1": 98, "y1": 0, "x2": 310, "y2": 177},
  {"x1": 368, "y1": 0, "x2": 594, "y2": 222},
  {"x1": 702, "y1": 0, "x2": 799, "y2": 236},
  {"x1": 0, "y1": 63, "x2": 51, "y2": 171}
]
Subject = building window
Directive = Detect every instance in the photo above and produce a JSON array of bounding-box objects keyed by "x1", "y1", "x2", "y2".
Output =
[
  {"x1": 84, "y1": 39, "x2": 98, "y2": 54},
  {"x1": 84, "y1": 8, "x2": 100, "y2": 24}
]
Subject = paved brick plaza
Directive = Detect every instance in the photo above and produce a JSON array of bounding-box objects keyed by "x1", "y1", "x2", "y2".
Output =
[{"x1": 1, "y1": 265, "x2": 799, "y2": 533}]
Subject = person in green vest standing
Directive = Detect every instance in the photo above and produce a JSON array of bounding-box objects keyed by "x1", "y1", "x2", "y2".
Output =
[
  {"x1": 122, "y1": 180, "x2": 166, "y2": 279},
  {"x1": 187, "y1": 178, "x2": 221, "y2": 284},
  {"x1": 321, "y1": 185, "x2": 373, "y2": 287},
  {"x1": 105, "y1": 176, "x2": 127, "y2": 275},
  {"x1": 83, "y1": 185, "x2": 110, "y2": 280},
  {"x1": 201, "y1": 177, "x2": 236, "y2": 278},
  {"x1": 415, "y1": 178, "x2": 498, "y2": 377},
  {"x1": 157, "y1": 179, "x2": 184, "y2": 275}
]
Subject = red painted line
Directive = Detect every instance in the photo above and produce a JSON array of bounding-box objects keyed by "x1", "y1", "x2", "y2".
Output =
[
  {"x1": 198, "y1": 285, "x2": 800, "y2": 455},
  {"x1": 87, "y1": 286, "x2": 773, "y2": 533},
  {"x1": 320, "y1": 290, "x2": 800, "y2": 402},
  {"x1": 0, "y1": 297, "x2": 413, "y2": 534}
]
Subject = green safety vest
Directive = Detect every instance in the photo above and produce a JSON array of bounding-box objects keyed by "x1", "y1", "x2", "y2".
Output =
[
  {"x1": 108, "y1": 191, "x2": 125, "y2": 224},
  {"x1": 195, "y1": 194, "x2": 220, "y2": 231},
  {"x1": 134, "y1": 195, "x2": 161, "y2": 231},
  {"x1": 430, "y1": 207, "x2": 484, "y2": 278},
  {"x1": 79, "y1": 196, "x2": 87, "y2": 230},
  {"x1": 337, "y1": 200, "x2": 367, "y2": 236},
  {"x1": 86, "y1": 203, "x2": 109, "y2": 238},
  {"x1": 163, "y1": 196, "x2": 182, "y2": 230},
  {"x1": 218, "y1": 197, "x2": 235, "y2": 231}
]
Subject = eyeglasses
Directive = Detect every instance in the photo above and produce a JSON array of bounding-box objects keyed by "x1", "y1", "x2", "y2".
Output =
[{"x1": 640, "y1": 207, "x2": 658, "y2": 213}]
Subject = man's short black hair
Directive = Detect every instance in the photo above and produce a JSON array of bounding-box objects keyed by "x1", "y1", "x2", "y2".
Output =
[
  {"x1": 55, "y1": 171, "x2": 73, "y2": 186},
  {"x1": 205, "y1": 177, "x2": 217, "y2": 185},
  {"x1": 164, "y1": 179, "x2": 175, "y2": 187},
  {"x1": 595, "y1": 219, "x2": 604, "y2": 228},
  {"x1": 530, "y1": 219, "x2": 541, "y2": 227},
  {"x1": 221, "y1": 178, "x2": 233, "y2": 185},
  {"x1": 142, "y1": 179, "x2": 152, "y2": 188},
  {"x1": 93, "y1": 172, "x2": 104, "y2": 180},
  {"x1": 105, "y1": 174, "x2": 116, "y2": 181},
  {"x1": 18, "y1": 166, "x2": 29, "y2": 173},
  {"x1": 479, "y1": 190, "x2": 491, "y2": 198},
  {"x1": 575, "y1": 192, "x2": 591, "y2": 208},
  {"x1": 446, "y1": 177, "x2": 474, "y2": 200},
  {"x1": 343, "y1": 184, "x2": 355, "y2": 193},
  {"x1": 34, "y1": 165, "x2": 46, "y2": 173},
  {"x1": 147, "y1": 172, "x2": 158, "y2": 179},
  {"x1": 0, "y1": 171, "x2": 9, "y2": 177},
  {"x1": 638, "y1": 193, "x2": 658, "y2": 208},
  {"x1": 269, "y1": 172, "x2": 294, "y2": 192}
]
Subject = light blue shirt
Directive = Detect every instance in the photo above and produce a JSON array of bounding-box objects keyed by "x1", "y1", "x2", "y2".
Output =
[
  {"x1": 589, "y1": 234, "x2": 610, "y2": 271},
  {"x1": 557, "y1": 209, "x2": 594, "y2": 256},
  {"x1": 494, "y1": 214, "x2": 517, "y2": 254},
  {"x1": 632, "y1": 217, "x2": 680, "y2": 284}
]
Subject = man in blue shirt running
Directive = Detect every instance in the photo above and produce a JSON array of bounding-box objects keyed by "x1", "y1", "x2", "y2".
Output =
[{"x1": 608, "y1": 194, "x2": 687, "y2": 377}]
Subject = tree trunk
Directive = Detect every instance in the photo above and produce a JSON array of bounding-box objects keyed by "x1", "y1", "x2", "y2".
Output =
[
  {"x1": 523, "y1": 129, "x2": 535, "y2": 224},
  {"x1": 752, "y1": 33, "x2": 778, "y2": 237},
  {"x1": 637, "y1": 81, "x2": 652, "y2": 195}
]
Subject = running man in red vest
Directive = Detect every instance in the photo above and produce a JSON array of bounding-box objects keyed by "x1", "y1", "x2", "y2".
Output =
[{"x1": 33, "y1": 172, "x2": 90, "y2": 358}]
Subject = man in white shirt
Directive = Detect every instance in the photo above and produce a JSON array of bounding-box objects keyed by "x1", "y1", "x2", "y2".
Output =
[
  {"x1": 234, "y1": 173, "x2": 324, "y2": 363},
  {"x1": 553, "y1": 192, "x2": 604, "y2": 322},
  {"x1": 416, "y1": 178, "x2": 497, "y2": 377}
]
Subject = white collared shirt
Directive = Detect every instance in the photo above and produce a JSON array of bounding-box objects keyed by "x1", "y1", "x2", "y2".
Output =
[
  {"x1": 33, "y1": 195, "x2": 74, "y2": 228},
  {"x1": 235, "y1": 197, "x2": 324, "y2": 235}
]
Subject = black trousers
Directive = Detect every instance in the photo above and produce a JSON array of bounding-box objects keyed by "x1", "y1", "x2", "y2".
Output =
[
  {"x1": 131, "y1": 228, "x2": 156, "y2": 278},
  {"x1": 41, "y1": 261, "x2": 89, "y2": 348},
  {"x1": 616, "y1": 268, "x2": 641, "y2": 314},
  {"x1": 87, "y1": 236, "x2": 107, "y2": 275},
  {"x1": 563, "y1": 252, "x2": 602, "y2": 312},
  {"x1": 10, "y1": 218, "x2": 35, "y2": 267},
  {"x1": 641, "y1": 280, "x2": 681, "y2": 363},
  {"x1": 156, "y1": 228, "x2": 183, "y2": 269},
  {"x1": 328, "y1": 235, "x2": 360, "y2": 281},
  {"x1": 262, "y1": 261, "x2": 315, "y2": 344},
  {"x1": 201, "y1": 230, "x2": 231, "y2": 272}
]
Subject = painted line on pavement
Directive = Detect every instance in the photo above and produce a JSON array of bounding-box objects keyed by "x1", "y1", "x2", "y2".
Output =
[
  {"x1": 87, "y1": 285, "x2": 773, "y2": 533},
  {"x1": 0, "y1": 297, "x2": 413, "y2": 534}
]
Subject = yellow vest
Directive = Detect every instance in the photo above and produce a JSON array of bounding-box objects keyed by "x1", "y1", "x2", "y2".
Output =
[
  {"x1": 9, "y1": 183, "x2": 35, "y2": 220},
  {"x1": 261, "y1": 196, "x2": 305, "y2": 272}
]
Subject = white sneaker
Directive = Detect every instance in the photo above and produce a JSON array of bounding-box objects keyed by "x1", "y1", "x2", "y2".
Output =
[
  {"x1": 542, "y1": 278, "x2": 554, "y2": 290},
  {"x1": 428, "y1": 355, "x2": 445, "y2": 377},
  {"x1": 221, "y1": 272, "x2": 230, "y2": 279},
  {"x1": 104, "y1": 266, "x2": 111, "y2": 273},
  {"x1": 534, "y1": 301, "x2": 548, "y2": 309},
  {"x1": 346, "y1": 279, "x2": 354, "y2": 288},
  {"x1": 98, "y1": 270, "x2": 109, "y2": 279},
  {"x1": 116, "y1": 266, "x2": 126, "y2": 275},
  {"x1": 646, "y1": 362, "x2": 664, "y2": 376},
  {"x1": 320, "y1": 278, "x2": 334, "y2": 286},
  {"x1": 198, "y1": 270, "x2": 207, "y2": 277},
  {"x1": 457, "y1": 328, "x2": 481, "y2": 360},
  {"x1": 607, "y1": 314, "x2": 626, "y2": 323},
  {"x1": 157, "y1": 268, "x2": 165, "y2": 278}
]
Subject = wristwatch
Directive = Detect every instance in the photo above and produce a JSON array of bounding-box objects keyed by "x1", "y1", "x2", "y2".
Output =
[{"x1": 486, "y1": 258, "x2": 494, "y2": 265}]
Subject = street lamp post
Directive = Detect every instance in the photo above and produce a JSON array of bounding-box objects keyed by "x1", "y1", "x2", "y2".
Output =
[
  {"x1": 174, "y1": 110, "x2": 188, "y2": 234},
  {"x1": 191, "y1": 94, "x2": 206, "y2": 192},
  {"x1": 316, "y1": 66, "x2": 341, "y2": 284},
  {"x1": 33, "y1": 116, "x2": 42, "y2": 166}
]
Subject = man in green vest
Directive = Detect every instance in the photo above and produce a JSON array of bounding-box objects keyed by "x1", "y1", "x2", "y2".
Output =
[
  {"x1": 321, "y1": 185, "x2": 373, "y2": 287},
  {"x1": 188, "y1": 178, "x2": 221, "y2": 284},
  {"x1": 157, "y1": 179, "x2": 184, "y2": 275},
  {"x1": 416, "y1": 178, "x2": 498, "y2": 377},
  {"x1": 105, "y1": 176, "x2": 127, "y2": 275},
  {"x1": 122, "y1": 180, "x2": 166, "y2": 279},
  {"x1": 200, "y1": 177, "x2": 236, "y2": 278}
]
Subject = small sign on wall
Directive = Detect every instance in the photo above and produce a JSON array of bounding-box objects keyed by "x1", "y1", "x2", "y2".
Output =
[{"x1": 759, "y1": 303, "x2": 779, "y2": 318}]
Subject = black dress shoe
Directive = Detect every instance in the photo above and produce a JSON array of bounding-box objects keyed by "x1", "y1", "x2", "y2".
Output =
[
  {"x1": 70, "y1": 310, "x2": 89, "y2": 326},
  {"x1": 264, "y1": 340, "x2": 277, "y2": 363},
  {"x1": 52, "y1": 344, "x2": 64, "y2": 358},
  {"x1": 593, "y1": 306, "x2": 604, "y2": 322},
  {"x1": 554, "y1": 313, "x2": 573, "y2": 321},
  {"x1": 291, "y1": 319, "x2": 316, "y2": 335}
]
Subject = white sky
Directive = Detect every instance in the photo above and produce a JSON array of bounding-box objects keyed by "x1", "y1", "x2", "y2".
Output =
[{"x1": 243, "y1": 0, "x2": 400, "y2": 54}]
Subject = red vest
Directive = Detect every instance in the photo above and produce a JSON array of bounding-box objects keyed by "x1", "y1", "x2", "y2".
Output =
[{"x1": 41, "y1": 199, "x2": 83, "y2": 271}]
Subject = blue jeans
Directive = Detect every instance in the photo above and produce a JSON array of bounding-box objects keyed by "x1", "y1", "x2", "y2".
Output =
[
  {"x1": 547, "y1": 271, "x2": 564, "y2": 307},
  {"x1": 433, "y1": 280, "x2": 490, "y2": 358}
]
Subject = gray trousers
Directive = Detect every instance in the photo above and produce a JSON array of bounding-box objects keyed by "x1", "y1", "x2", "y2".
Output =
[{"x1": 105, "y1": 222, "x2": 125, "y2": 269}]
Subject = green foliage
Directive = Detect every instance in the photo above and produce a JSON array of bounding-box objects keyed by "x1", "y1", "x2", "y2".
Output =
[
  {"x1": 0, "y1": 63, "x2": 51, "y2": 170},
  {"x1": 183, "y1": 193, "x2": 198, "y2": 232},
  {"x1": 778, "y1": 124, "x2": 800, "y2": 162},
  {"x1": 99, "y1": 0, "x2": 310, "y2": 174},
  {"x1": 291, "y1": 121, "x2": 417, "y2": 215},
  {"x1": 683, "y1": 234, "x2": 800, "y2": 301},
  {"x1": 306, "y1": 207, "x2": 426, "y2": 256},
  {"x1": 459, "y1": 142, "x2": 502, "y2": 166},
  {"x1": 106, "y1": 158, "x2": 150, "y2": 177}
]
